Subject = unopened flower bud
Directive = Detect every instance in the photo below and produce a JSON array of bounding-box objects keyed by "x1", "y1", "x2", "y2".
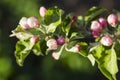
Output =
[
  {"x1": 30, "y1": 36, "x2": 39, "y2": 44},
  {"x1": 27, "y1": 16, "x2": 39, "y2": 28},
  {"x1": 91, "y1": 21, "x2": 102, "y2": 32},
  {"x1": 52, "y1": 52, "x2": 61, "y2": 60},
  {"x1": 19, "y1": 17, "x2": 30, "y2": 29},
  {"x1": 39, "y1": 6, "x2": 47, "y2": 17},
  {"x1": 57, "y1": 36, "x2": 65, "y2": 45},
  {"x1": 71, "y1": 15, "x2": 77, "y2": 24},
  {"x1": 100, "y1": 35, "x2": 113, "y2": 46},
  {"x1": 107, "y1": 14, "x2": 118, "y2": 27},
  {"x1": 99, "y1": 18, "x2": 107, "y2": 27},
  {"x1": 47, "y1": 39, "x2": 58, "y2": 50},
  {"x1": 92, "y1": 31, "x2": 100, "y2": 38},
  {"x1": 69, "y1": 44, "x2": 82, "y2": 53}
]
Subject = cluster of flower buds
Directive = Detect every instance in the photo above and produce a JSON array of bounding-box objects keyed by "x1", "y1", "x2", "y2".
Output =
[
  {"x1": 46, "y1": 36, "x2": 65, "y2": 60},
  {"x1": 19, "y1": 16, "x2": 39, "y2": 30},
  {"x1": 90, "y1": 14, "x2": 118, "y2": 46},
  {"x1": 91, "y1": 14, "x2": 118, "y2": 38},
  {"x1": 90, "y1": 18, "x2": 107, "y2": 38}
]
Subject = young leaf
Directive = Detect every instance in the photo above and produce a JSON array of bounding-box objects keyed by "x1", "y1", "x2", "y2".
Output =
[
  {"x1": 27, "y1": 28, "x2": 44, "y2": 35},
  {"x1": 40, "y1": 40, "x2": 47, "y2": 55},
  {"x1": 15, "y1": 40, "x2": 34, "y2": 66},
  {"x1": 114, "y1": 40, "x2": 120, "y2": 60},
  {"x1": 92, "y1": 45, "x2": 118, "y2": 80},
  {"x1": 87, "y1": 54, "x2": 95, "y2": 66},
  {"x1": 85, "y1": 6, "x2": 107, "y2": 25},
  {"x1": 44, "y1": 7, "x2": 63, "y2": 33},
  {"x1": 32, "y1": 41, "x2": 43, "y2": 56}
]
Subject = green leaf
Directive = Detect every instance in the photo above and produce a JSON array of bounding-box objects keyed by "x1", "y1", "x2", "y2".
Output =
[
  {"x1": 10, "y1": 25, "x2": 33, "y2": 40},
  {"x1": 15, "y1": 40, "x2": 34, "y2": 66},
  {"x1": 87, "y1": 54, "x2": 95, "y2": 66},
  {"x1": 62, "y1": 16, "x2": 71, "y2": 36},
  {"x1": 11, "y1": 25, "x2": 24, "y2": 33},
  {"x1": 27, "y1": 28, "x2": 44, "y2": 35},
  {"x1": 92, "y1": 45, "x2": 118, "y2": 80},
  {"x1": 65, "y1": 41, "x2": 88, "y2": 56},
  {"x1": 32, "y1": 41, "x2": 43, "y2": 56},
  {"x1": 85, "y1": 6, "x2": 107, "y2": 25},
  {"x1": 40, "y1": 40, "x2": 47, "y2": 55},
  {"x1": 76, "y1": 16, "x2": 85, "y2": 29},
  {"x1": 79, "y1": 42, "x2": 88, "y2": 56},
  {"x1": 12, "y1": 32, "x2": 33, "y2": 40},
  {"x1": 44, "y1": 6, "x2": 63, "y2": 25},
  {"x1": 44, "y1": 6, "x2": 63, "y2": 33},
  {"x1": 114, "y1": 40, "x2": 120, "y2": 60}
]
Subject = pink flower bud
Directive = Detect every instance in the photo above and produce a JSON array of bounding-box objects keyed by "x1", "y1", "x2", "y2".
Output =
[
  {"x1": 92, "y1": 31, "x2": 100, "y2": 38},
  {"x1": 39, "y1": 6, "x2": 47, "y2": 17},
  {"x1": 100, "y1": 35, "x2": 113, "y2": 46},
  {"x1": 56, "y1": 36, "x2": 65, "y2": 45},
  {"x1": 69, "y1": 44, "x2": 82, "y2": 53},
  {"x1": 107, "y1": 14, "x2": 118, "y2": 27},
  {"x1": 27, "y1": 16, "x2": 39, "y2": 28},
  {"x1": 98, "y1": 18, "x2": 107, "y2": 27},
  {"x1": 52, "y1": 52, "x2": 61, "y2": 60},
  {"x1": 30, "y1": 36, "x2": 39, "y2": 44},
  {"x1": 19, "y1": 17, "x2": 30, "y2": 29},
  {"x1": 46, "y1": 39, "x2": 58, "y2": 50},
  {"x1": 71, "y1": 15, "x2": 77, "y2": 24},
  {"x1": 90, "y1": 21, "x2": 102, "y2": 32}
]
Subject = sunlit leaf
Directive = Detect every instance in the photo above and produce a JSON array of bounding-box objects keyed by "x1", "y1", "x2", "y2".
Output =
[{"x1": 92, "y1": 45, "x2": 118, "y2": 80}]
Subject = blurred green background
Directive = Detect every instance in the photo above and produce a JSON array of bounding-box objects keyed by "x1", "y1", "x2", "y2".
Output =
[{"x1": 0, "y1": 0, "x2": 120, "y2": 80}]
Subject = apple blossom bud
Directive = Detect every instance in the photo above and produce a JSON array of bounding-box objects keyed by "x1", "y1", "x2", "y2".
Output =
[
  {"x1": 69, "y1": 44, "x2": 82, "y2": 53},
  {"x1": 100, "y1": 35, "x2": 113, "y2": 46},
  {"x1": 71, "y1": 15, "x2": 77, "y2": 24},
  {"x1": 107, "y1": 14, "x2": 118, "y2": 27},
  {"x1": 98, "y1": 18, "x2": 107, "y2": 27},
  {"x1": 27, "y1": 16, "x2": 39, "y2": 28},
  {"x1": 46, "y1": 39, "x2": 58, "y2": 50},
  {"x1": 52, "y1": 52, "x2": 61, "y2": 60},
  {"x1": 30, "y1": 36, "x2": 39, "y2": 44},
  {"x1": 39, "y1": 6, "x2": 47, "y2": 17},
  {"x1": 92, "y1": 31, "x2": 100, "y2": 38},
  {"x1": 19, "y1": 17, "x2": 30, "y2": 29},
  {"x1": 91, "y1": 21, "x2": 102, "y2": 32},
  {"x1": 56, "y1": 36, "x2": 65, "y2": 45}
]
